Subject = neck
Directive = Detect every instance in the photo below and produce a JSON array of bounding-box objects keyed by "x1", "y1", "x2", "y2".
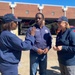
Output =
[
  {"x1": 40, "y1": 25, "x2": 43, "y2": 28},
  {"x1": 61, "y1": 28, "x2": 66, "y2": 32}
]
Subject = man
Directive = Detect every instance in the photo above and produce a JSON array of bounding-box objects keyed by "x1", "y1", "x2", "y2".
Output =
[{"x1": 26, "y1": 13, "x2": 52, "y2": 75}]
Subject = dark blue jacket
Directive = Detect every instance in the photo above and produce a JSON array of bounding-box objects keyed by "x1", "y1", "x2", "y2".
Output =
[
  {"x1": 0, "y1": 30, "x2": 35, "y2": 64},
  {"x1": 26, "y1": 24, "x2": 52, "y2": 54},
  {"x1": 56, "y1": 28, "x2": 75, "y2": 66}
]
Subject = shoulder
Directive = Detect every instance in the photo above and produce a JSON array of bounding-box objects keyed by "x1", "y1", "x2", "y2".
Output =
[
  {"x1": 1, "y1": 31, "x2": 16, "y2": 38},
  {"x1": 68, "y1": 28, "x2": 75, "y2": 34},
  {"x1": 43, "y1": 26, "x2": 51, "y2": 34},
  {"x1": 1, "y1": 31, "x2": 12, "y2": 36},
  {"x1": 68, "y1": 28, "x2": 75, "y2": 39},
  {"x1": 26, "y1": 26, "x2": 32, "y2": 32},
  {"x1": 44, "y1": 26, "x2": 50, "y2": 31},
  {"x1": 28, "y1": 25, "x2": 35, "y2": 30}
]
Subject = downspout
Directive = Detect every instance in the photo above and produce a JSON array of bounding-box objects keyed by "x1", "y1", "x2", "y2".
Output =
[
  {"x1": 9, "y1": 3, "x2": 16, "y2": 14},
  {"x1": 62, "y1": 7, "x2": 68, "y2": 17},
  {"x1": 38, "y1": 5, "x2": 44, "y2": 13}
]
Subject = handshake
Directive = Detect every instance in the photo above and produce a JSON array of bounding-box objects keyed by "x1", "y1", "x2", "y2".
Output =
[{"x1": 37, "y1": 48, "x2": 48, "y2": 55}]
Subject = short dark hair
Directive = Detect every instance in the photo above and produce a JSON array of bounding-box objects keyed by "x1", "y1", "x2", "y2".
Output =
[{"x1": 35, "y1": 12, "x2": 45, "y2": 20}]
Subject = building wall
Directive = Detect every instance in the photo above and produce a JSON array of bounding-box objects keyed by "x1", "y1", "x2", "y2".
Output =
[
  {"x1": 14, "y1": 3, "x2": 39, "y2": 18},
  {"x1": 42, "y1": 5, "x2": 64, "y2": 18},
  {"x1": 0, "y1": 2, "x2": 11, "y2": 16},
  {"x1": 0, "y1": 1, "x2": 75, "y2": 19},
  {"x1": 66, "y1": 7, "x2": 75, "y2": 19},
  {"x1": 0, "y1": 1, "x2": 75, "y2": 35}
]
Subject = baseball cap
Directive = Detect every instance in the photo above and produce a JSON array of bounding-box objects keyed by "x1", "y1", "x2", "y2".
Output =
[
  {"x1": 2, "y1": 13, "x2": 21, "y2": 23},
  {"x1": 57, "y1": 16, "x2": 68, "y2": 22}
]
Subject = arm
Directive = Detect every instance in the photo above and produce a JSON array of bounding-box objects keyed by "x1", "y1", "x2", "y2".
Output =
[
  {"x1": 26, "y1": 27, "x2": 39, "y2": 52},
  {"x1": 6, "y1": 33, "x2": 35, "y2": 51},
  {"x1": 3, "y1": 27, "x2": 36, "y2": 51},
  {"x1": 26, "y1": 27, "x2": 44, "y2": 54},
  {"x1": 47, "y1": 31, "x2": 52, "y2": 50},
  {"x1": 62, "y1": 30, "x2": 75, "y2": 52},
  {"x1": 43, "y1": 30, "x2": 52, "y2": 54},
  {"x1": 54, "y1": 30, "x2": 75, "y2": 52}
]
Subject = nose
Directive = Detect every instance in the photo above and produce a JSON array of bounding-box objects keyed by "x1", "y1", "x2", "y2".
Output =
[
  {"x1": 36, "y1": 19, "x2": 39, "y2": 22},
  {"x1": 37, "y1": 18, "x2": 40, "y2": 21}
]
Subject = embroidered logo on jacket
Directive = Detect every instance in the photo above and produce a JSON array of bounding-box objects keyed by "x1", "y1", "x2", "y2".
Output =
[
  {"x1": 73, "y1": 30, "x2": 75, "y2": 32},
  {"x1": 45, "y1": 30, "x2": 48, "y2": 33}
]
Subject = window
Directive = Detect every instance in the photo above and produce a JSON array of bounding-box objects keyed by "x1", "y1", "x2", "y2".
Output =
[
  {"x1": 51, "y1": 12, "x2": 55, "y2": 16},
  {"x1": 18, "y1": 19, "x2": 35, "y2": 35},
  {"x1": 26, "y1": 10, "x2": 29, "y2": 14}
]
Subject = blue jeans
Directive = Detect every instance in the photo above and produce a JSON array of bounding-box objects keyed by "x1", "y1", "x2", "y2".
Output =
[{"x1": 30, "y1": 52, "x2": 47, "y2": 75}]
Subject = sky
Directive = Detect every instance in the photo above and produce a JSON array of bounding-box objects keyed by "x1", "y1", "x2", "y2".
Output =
[{"x1": 0, "y1": 0, "x2": 75, "y2": 7}]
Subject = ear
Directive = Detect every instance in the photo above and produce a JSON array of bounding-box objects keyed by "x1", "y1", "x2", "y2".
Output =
[{"x1": 42, "y1": 20, "x2": 45, "y2": 25}]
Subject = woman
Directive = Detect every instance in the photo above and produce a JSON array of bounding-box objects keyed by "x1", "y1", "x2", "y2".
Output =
[
  {"x1": 53, "y1": 16, "x2": 75, "y2": 75},
  {"x1": 0, "y1": 13, "x2": 35, "y2": 75}
]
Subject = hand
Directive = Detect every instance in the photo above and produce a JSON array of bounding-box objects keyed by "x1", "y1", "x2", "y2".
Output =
[
  {"x1": 53, "y1": 46, "x2": 62, "y2": 51},
  {"x1": 53, "y1": 46, "x2": 57, "y2": 50},
  {"x1": 30, "y1": 27, "x2": 36, "y2": 36},
  {"x1": 57, "y1": 46, "x2": 62, "y2": 51},
  {"x1": 37, "y1": 49, "x2": 44, "y2": 55},
  {"x1": 43, "y1": 48, "x2": 48, "y2": 54}
]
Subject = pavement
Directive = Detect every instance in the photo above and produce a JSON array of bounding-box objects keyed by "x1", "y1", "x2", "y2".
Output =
[
  {"x1": 0, "y1": 35, "x2": 61, "y2": 75},
  {"x1": 18, "y1": 35, "x2": 61, "y2": 75}
]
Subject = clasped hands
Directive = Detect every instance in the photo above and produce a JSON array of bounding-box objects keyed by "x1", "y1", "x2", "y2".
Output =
[{"x1": 37, "y1": 48, "x2": 48, "y2": 55}]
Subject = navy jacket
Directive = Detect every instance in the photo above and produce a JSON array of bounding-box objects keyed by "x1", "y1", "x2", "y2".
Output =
[
  {"x1": 0, "y1": 30, "x2": 35, "y2": 64},
  {"x1": 26, "y1": 24, "x2": 52, "y2": 54},
  {"x1": 56, "y1": 28, "x2": 75, "y2": 66}
]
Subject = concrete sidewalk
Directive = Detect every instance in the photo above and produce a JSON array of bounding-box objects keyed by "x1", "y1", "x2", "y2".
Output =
[{"x1": 18, "y1": 35, "x2": 61, "y2": 75}]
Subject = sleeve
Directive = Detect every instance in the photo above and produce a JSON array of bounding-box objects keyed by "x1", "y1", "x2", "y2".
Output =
[
  {"x1": 31, "y1": 45, "x2": 38, "y2": 51},
  {"x1": 47, "y1": 30, "x2": 52, "y2": 50},
  {"x1": 26, "y1": 27, "x2": 38, "y2": 52},
  {"x1": 62, "y1": 30, "x2": 75, "y2": 52},
  {"x1": 6, "y1": 33, "x2": 35, "y2": 51}
]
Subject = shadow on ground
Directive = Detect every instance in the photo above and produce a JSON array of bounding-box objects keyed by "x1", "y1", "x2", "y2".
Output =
[
  {"x1": 46, "y1": 66, "x2": 60, "y2": 75},
  {"x1": 37, "y1": 66, "x2": 60, "y2": 75},
  {"x1": 46, "y1": 69, "x2": 60, "y2": 75},
  {"x1": 47, "y1": 66, "x2": 60, "y2": 75},
  {"x1": 51, "y1": 66, "x2": 60, "y2": 70}
]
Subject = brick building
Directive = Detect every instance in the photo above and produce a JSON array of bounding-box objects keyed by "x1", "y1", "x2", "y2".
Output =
[{"x1": 0, "y1": 1, "x2": 75, "y2": 35}]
